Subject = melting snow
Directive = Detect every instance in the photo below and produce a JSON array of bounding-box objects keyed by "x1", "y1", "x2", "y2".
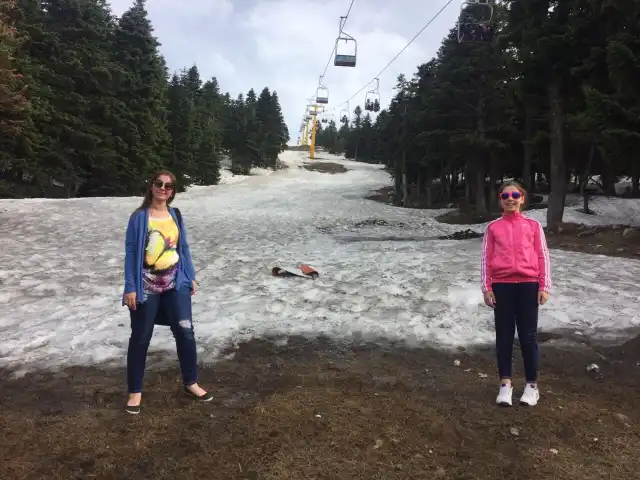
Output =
[{"x1": 1, "y1": 150, "x2": 639, "y2": 375}]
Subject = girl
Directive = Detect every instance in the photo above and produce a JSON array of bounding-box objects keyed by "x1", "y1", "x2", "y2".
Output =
[
  {"x1": 122, "y1": 170, "x2": 212, "y2": 415},
  {"x1": 480, "y1": 181, "x2": 551, "y2": 407}
]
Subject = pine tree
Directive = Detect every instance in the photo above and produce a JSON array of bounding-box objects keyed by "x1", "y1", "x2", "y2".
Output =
[
  {"x1": 225, "y1": 93, "x2": 254, "y2": 174},
  {"x1": 577, "y1": 0, "x2": 640, "y2": 196},
  {"x1": 12, "y1": 0, "x2": 56, "y2": 196},
  {"x1": 255, "y1": 87, "x2": 287, "y2": 168},
  {"x1": 270, "y1": 91, "x2": 289, "y2": 151},
  {"x1": 228, "y1": 89, "x2": 259, "y2": 173},
  {"x1": 35, "y1": 0, "x2": 122, "y2": 197},
  {"x1": 111, "y1": 0, "x2": 171, "y2": 192},
  {"x1": 3, "y1": 0, "x2": 290, "y2": 199},
  {"x1": 0, "y1": 0, "x2": 30, "y2": 196},
  {"x1": 192, "y1": 77, "x2": 223, "y2": 184},
  {"x1": 167, "y1": 72, "x2": 194, "y2": 186},
  {"x1": 318, "y1": 119, "x2": 341, "y2": 154}
]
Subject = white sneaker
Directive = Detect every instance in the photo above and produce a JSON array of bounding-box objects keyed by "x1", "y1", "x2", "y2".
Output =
[
  {"x1": 496, "y1": 384, "x2": 513, "y2": 406},
  {"x1": 520, "y1": 384, "x2": 540, "y2": 406}
]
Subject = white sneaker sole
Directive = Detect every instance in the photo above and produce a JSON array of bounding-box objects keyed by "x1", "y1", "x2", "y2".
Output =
[
  {"x1": 496, "y1": 395, "x2": 513, "y2": 407},
  {"x1": 519, "y1": 394, "x2": 539, "y2": 407}
]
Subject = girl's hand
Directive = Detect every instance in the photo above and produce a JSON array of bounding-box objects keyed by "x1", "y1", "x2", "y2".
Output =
[
  {"x1": 538, "y1": 291, "x2": 549, "y2": 305},
  {"x1": 124, "y1": 292, "x2": 137, "y2": 310},
  {"x1": 483, "y1": 291, "x2": 496, "y2": 308},
  {"x1": 191, "y1": 280, "x2": 197, "y2": 296}
]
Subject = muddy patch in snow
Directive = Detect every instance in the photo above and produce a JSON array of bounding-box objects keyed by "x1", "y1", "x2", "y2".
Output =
[
  {"x1": 302, "y1": 162, "x2": 349, "y2": 174},
  {"x1": 545, "y1": 223, "x2": 640, "y2": 259}
]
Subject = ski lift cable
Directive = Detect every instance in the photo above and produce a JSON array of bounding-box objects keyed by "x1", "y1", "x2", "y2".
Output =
[
  {"x1": 306, "y1": 0, "x2": 356, "y2": 105},
  {"x1": 319, "y1": 0, "x2": 356, "y2": 80},
  {"x1": 333, "y1": 0, "x2": 455, "y2": 110},
  {"x1": 304, "y1": 0, "x2": 356, "y2": 113}
]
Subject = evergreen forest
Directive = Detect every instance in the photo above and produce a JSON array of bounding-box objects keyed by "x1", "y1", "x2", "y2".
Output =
[
  {"x1": 314, "y1": 0, "x2": 640, "y2": 229},
  {"x1": 0, "y1": 0, "x2": 289, "y2": 199}
]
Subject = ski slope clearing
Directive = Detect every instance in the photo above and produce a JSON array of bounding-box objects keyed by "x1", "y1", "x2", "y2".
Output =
[{"x1": 1, "y1": 150, "x2": 639, "y2": 375}]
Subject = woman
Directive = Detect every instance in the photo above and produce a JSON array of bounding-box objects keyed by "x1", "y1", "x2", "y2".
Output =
[{"x1": 122, "y1": 170, "x2": 212, "y2": 415}]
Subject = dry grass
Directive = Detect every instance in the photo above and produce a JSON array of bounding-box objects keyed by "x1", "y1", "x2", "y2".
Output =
[{"x1": 1, "y1": 336, "x2": 639, "y2": 479}]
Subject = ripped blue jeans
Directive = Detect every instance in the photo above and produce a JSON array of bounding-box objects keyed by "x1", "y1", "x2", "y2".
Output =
[{"x1": 126, "y1": 286, "x2": 198, "y2": 393}]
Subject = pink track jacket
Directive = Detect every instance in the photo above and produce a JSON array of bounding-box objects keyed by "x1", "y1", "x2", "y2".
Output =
[{"x1": 481, "y1": 212, "x2": 552, "y2": 294}]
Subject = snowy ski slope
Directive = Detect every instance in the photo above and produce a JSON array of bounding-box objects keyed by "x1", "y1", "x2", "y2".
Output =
[{"x1": 1, "y1": 150, "x2": 639, "y2": 375}]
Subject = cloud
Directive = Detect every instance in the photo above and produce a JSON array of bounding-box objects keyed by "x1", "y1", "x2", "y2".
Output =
[{"x1": 108, "y1": 0, "x2": 462, "y2": 144}]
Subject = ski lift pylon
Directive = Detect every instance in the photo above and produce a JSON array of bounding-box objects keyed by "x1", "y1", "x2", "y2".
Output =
[
  {"x1": 334, "y1": 16, "x2": 357, "y2": 67},
  {"x1": 457, "y1": 0, "x2": 495, "y2": 44}
]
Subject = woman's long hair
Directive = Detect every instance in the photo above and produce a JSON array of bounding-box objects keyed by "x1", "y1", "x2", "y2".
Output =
[{"x1": 136, "y1": 170, "x2": 178, "y2": 212}]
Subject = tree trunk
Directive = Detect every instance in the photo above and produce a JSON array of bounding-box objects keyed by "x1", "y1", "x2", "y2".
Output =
[
  {"x1": 450, "y1": 169, "x2": 458, "y2": 203},
  {"x1": 580, "y1": 142, "x2": 596, "y2": 214},
  {"x1": 475, "y1": 97, "x2": 487, "y2": 216},
  {"x1": 444, "y1": 175, "x2": 451, "y2": 202},
  {"x1": 523, "y1": 102, "x2": 534, "y2": 192},
  {"x1": 600, "y1": 161, "x2": 616, "y2": 196},
  {"x1": 440, "y1": 159, "x2": 450, "y2": 202},
  {"x1": 354, "y1": 135, "x2": 359, "y2": 162},
  {"x1": 475, "y1": 162, "x2": 487, "y2": 216},
  {"x1": 393, "y1": 155, "x2": 402, "y2": 206},
  {"x1": 401, "y1": 151, "x2": 408, "y2": 206},
  {"x1": 489, "y1": 154, "x2": 500, "y2": 213},
  {"x1": 547, "y1": 80, "x2": 566, "y2": 231},
  {"x1": 465, "y1": 162, "x2": 471, "y2": 204}
]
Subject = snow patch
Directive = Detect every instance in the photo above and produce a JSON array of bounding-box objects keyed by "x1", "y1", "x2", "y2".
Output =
[{"x1": 0, "y1": 151, "x2": 639, "y2": 374}]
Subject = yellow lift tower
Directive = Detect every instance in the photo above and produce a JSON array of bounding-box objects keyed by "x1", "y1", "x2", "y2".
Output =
[
  {"x1": 309, "y1": 103, "x2": 319, "y2": 159},
  {"x1": 303, "y1": 113, "x2": 311, "y2": 146}
]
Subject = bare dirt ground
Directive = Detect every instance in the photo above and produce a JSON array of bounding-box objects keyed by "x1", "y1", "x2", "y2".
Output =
[
  {"x1": 543, "y1": 222, "x2": 640, "y2": 258},
  {"x1": 2, "y1": 185, "x2": 638, "y2": 479},
  {"x1": 1, "y1": 334, "x2": 639, "y2": 480},
  {"x1": 302, "y1": 161, "x2": 349, "y2": 174},
  {"x1": 366, "y1": 186, "x2": 640, "y2": 259}
]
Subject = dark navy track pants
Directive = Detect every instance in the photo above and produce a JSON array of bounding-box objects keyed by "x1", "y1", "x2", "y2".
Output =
[{"x1": 492, "y1": 282, "x2": 540, "y2": 383}]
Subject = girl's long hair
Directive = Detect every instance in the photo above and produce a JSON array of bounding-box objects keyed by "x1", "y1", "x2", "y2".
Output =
[{"x1": 136, "y1": 170, "x2": 178, "y2": 212}]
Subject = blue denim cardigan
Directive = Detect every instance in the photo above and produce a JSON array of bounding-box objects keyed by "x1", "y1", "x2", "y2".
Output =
[{"x1": 122, "y1": 207, "x2": 196, "y2": 305}]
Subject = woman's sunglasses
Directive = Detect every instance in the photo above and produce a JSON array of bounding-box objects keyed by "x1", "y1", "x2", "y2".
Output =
[
  {"x1": 153, "y1": 180, "x2": 175, "y2": 191},
  {"x1": 500, "y1": 191, "x2": 522, "y2": 200}
]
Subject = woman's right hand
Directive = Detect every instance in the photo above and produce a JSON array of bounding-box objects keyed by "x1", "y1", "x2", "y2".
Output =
[
  {"x1": 483, "y1": 291, "x2": 496, "y2": 308},
  {"x1": 124, "y1": 292, "x2": 137, "y2": 310}
]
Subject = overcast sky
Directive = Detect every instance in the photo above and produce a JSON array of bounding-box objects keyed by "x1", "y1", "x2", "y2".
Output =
[{"x1": 108, "y1": 0, "x2": 461, "y2": 144}]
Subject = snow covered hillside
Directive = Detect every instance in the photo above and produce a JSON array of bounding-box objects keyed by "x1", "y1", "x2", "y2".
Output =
[{"x1": 1, "y1": 150, "x2": 639, "y2": 375}]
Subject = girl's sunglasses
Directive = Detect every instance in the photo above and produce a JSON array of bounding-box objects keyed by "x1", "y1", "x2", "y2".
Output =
[
  {"x1": 500, "y1": 191, "x2": 522, "y2": 200},
  {"x1": 153, "y1": 180, "x2": 175, "y2": 190}
]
